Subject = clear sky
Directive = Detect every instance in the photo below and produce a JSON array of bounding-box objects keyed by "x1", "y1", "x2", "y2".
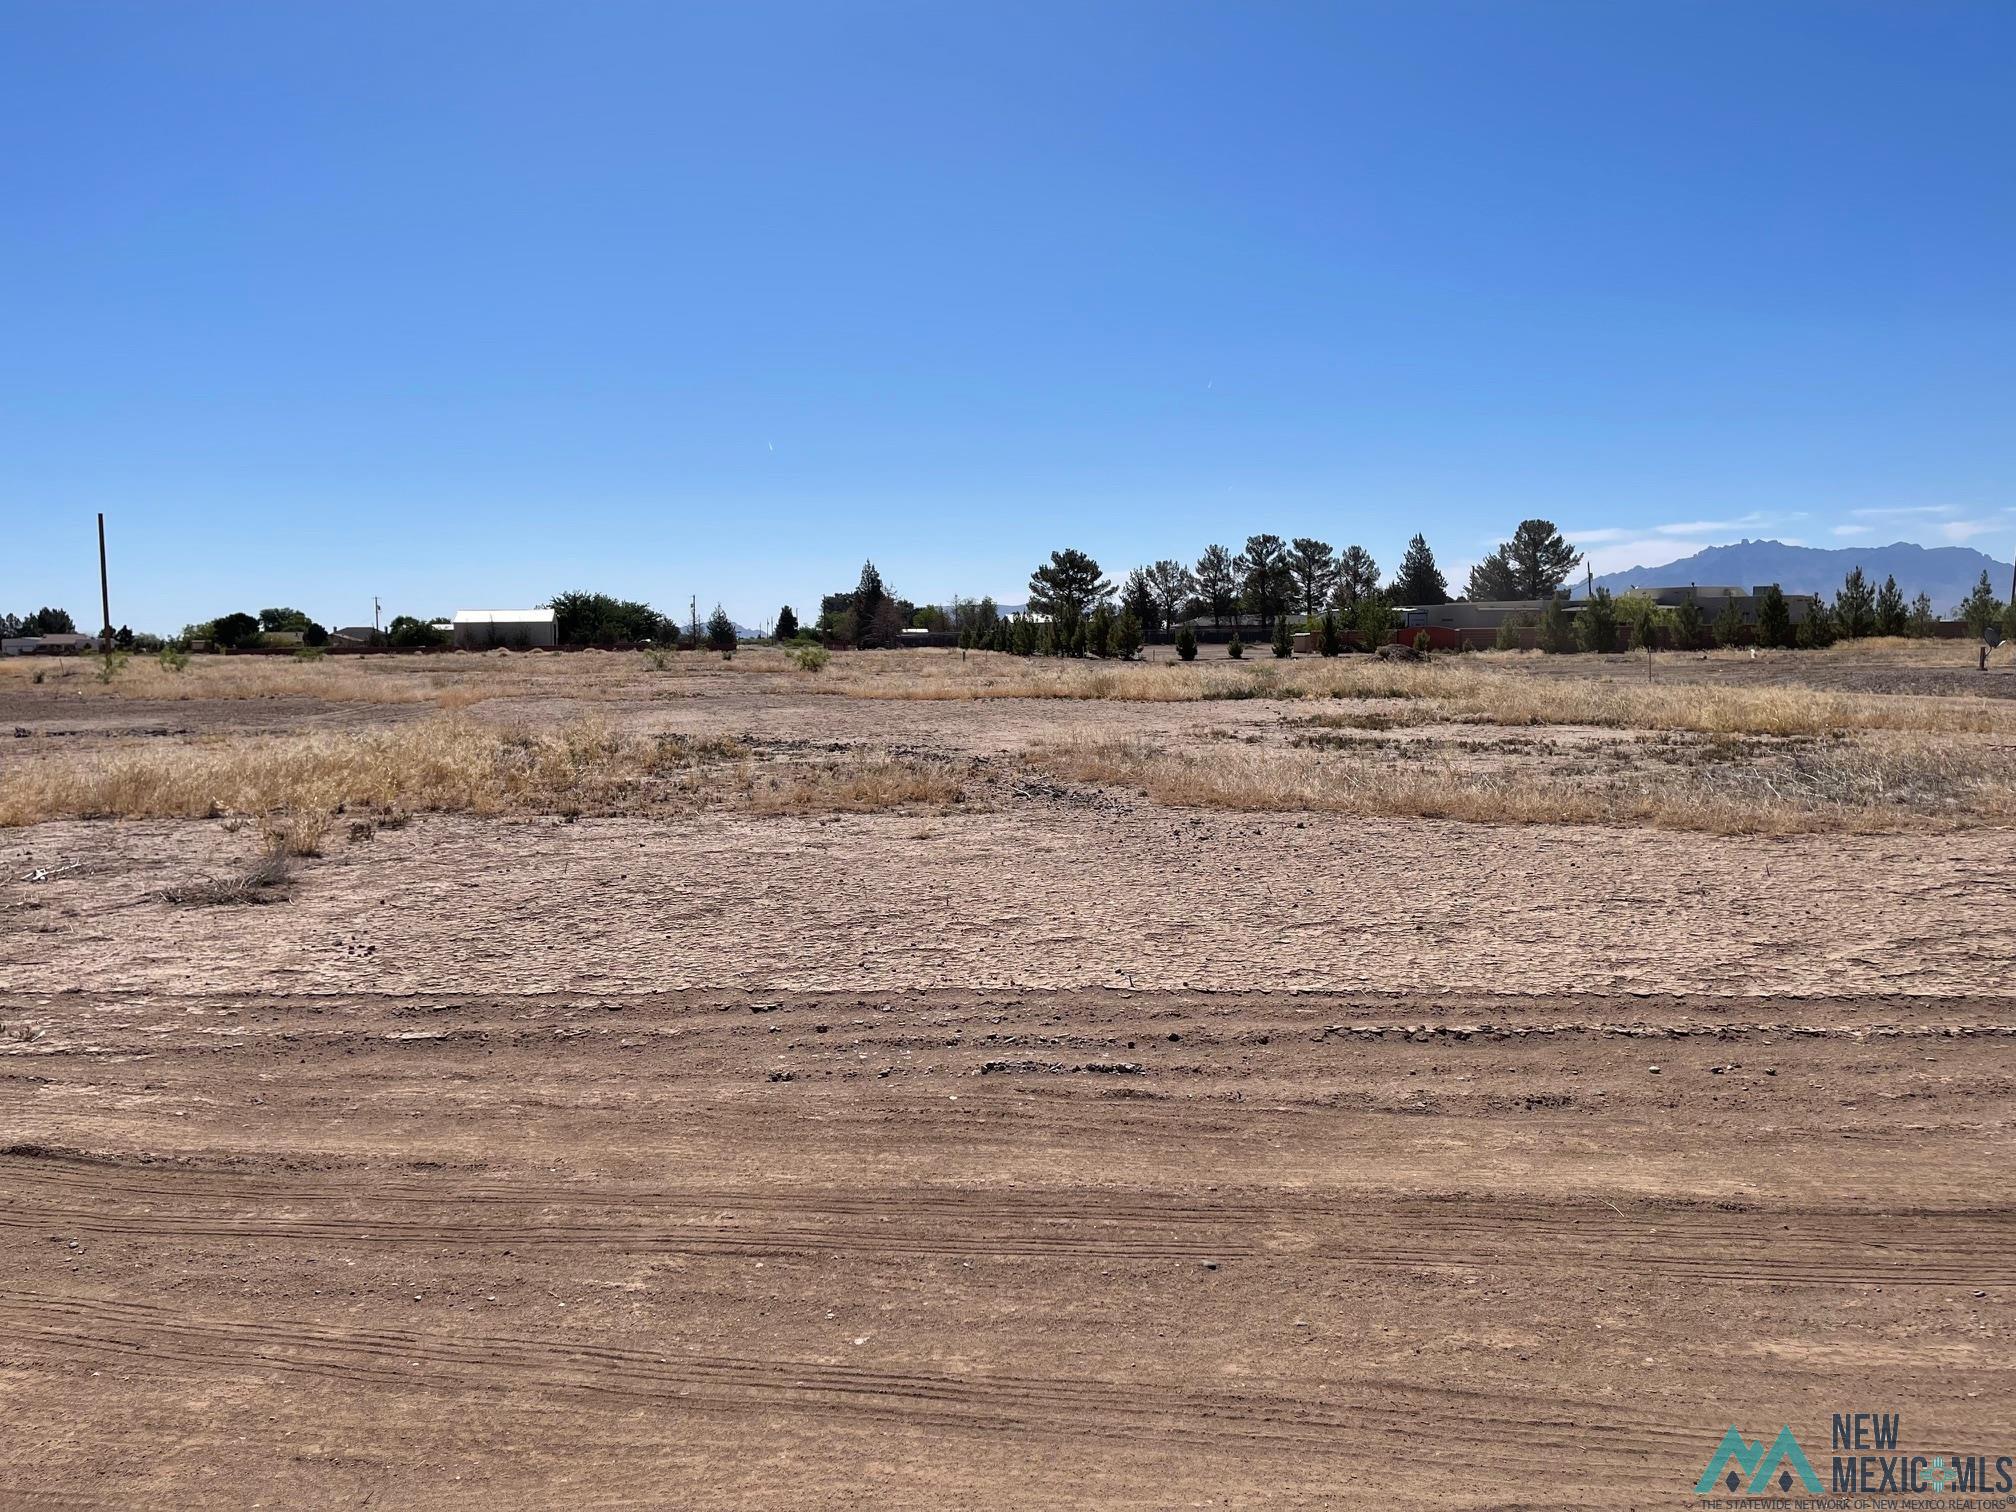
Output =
[{"x1": 3, "y1": 1, "x2": 2012, "y2": 633}]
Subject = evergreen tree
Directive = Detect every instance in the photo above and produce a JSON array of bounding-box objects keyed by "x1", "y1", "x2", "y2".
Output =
[
  {"x1": 1318, "y1": 609, "x2": 1341, "y2": 657},
  {"x1": 1711, "y1": 594, "x2": 1746, "y2": 648},
  {"x1": 1333, "y1": 546, "x2": 1380, "y2": 607},
  {"x1": 1874, "y1": 574, "x2": 1906, "y2": 637},
  {"x1": 1834, "y1": 567, "x2": 1876, "y2": 639},
  {"x1": 1027, "y1": 549, "x2": 1112, "y2": 628},
  {"x1": 1175, "y1": 624, "x2": 1198, "y2": 661},
  {"x1": 1087, "y1": 602, "x2": 1114, "y2": 658},
  {"x1": 1236, "y1": 534, "x2": 1293, "y2": 626},
  {"x1": 1538, "y1": 595, "x2": 1575, "y2": 653},
  {"x1": 1271, "y1": 615, "x2": 1293, "y2": 657},
  {"x1": 1575, "y1": 588, "x2": 1618, "y2": 653},
  {"x1": 706, "y1": 605, "x2": 736, "y2": 655},
  {"x1": 1388, "y1": 534, "x2": 1449, "y2": 605},
  {"x1": 1671, "y1": 594, "x2": 1703, "y2": 650},
  {"x1": 1797, "y1": 599, "x2": 1836, "y2": 649},
  {"x1": 1287, "y1": 538, "x2": 1339, "y2": 617},
  {"x1": 1115, "y1": 606, "x2": 1143, "y2": 659},
  {"x1": 1121, "y1": 567, "x2": 1160, "y2": 642},
  {"x1": 1757, "y1": 585, "x2": 1793, "y2": 648},
  {"x1": 1352, "y1": 592, "x2": 1393, "y2": 650},
  {"x1": 1146, "y1": 560, "x2": 1196, "y2": 641},
  {"x1": 1493, "y1": 614, "x2": 1527, "y2": 651},
  {"x1": 1497, "y1": 520, "x2": 1582, "y2": 598},
  {"x1": 1466, "y1": 549, "x2": 1518, "y2": 601},
  {"x1": 1956, "y1": 570, "x2": 2004, "y2": 639},
  {"x1": 1907, "y1": 592, "x2": 1936, "y2": 638},
  {"x1": 775, "y1": 605, "x2": 799, "y2": 641},
  {"x1": 1226, "y1": 632, "x2": 1244, "y2": 659},
  {"x1": 853, "y1": 562, "x2": 887, "y2": 647},
  {"x1": 1194, "y1": 545, "x2": 1237, "y2": 625}
]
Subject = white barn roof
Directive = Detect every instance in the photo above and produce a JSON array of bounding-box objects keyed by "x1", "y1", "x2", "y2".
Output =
[{"x1": 451, "y1": 609, "x2": 555, "y2": 625}]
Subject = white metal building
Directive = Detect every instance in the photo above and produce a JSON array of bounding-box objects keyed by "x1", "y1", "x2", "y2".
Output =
[{"x1": 451, "y1": 608, "x2": 558, "y2": 649}]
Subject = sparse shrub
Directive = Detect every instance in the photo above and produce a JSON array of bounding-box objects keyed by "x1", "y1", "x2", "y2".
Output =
[
  {"x1": 1176, "y1": 625, "x2": 1198, "y2": 661},
  {"x1": 95, "y1": 650, "x2": 129, "y2": 684},
  {"x1": 260, "y1": 810, "x2": 334, "y2": 858},
  {"x1": 1226, "y1": 633, "x2": 1244, "y2": 660},
  {"x1": 292, "y1": 646, "x2": 326, "y2": 661},
  {"x1": 792, "y1": 644, "x2": 831, "y2": 673},
  {"x1": 161, "y1": 841, "x2": 294, "y2": 906},
  {"x1": 643, "y1": 645, "x2": 678, "y2": 671},
  {"x1": 1494, "y1": 615, "x2": 1526, "y2": 651}
]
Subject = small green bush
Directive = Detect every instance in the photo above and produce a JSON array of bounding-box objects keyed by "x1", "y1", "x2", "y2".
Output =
[
  {"x1": 1175, "y1": 625, "x2": 1197, "y2": 661},
  {"x1": 1226, "y1": 633, "x2": 1244, "y2": 660},
  {"x1": 792, "y1": 644, "x2": 830, "y2": 672}
]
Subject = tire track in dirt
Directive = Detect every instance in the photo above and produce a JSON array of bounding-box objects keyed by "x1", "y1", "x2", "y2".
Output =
[
  {"x1": 7, "y1": 1158, "x2": 2011, "y2": 1284},
  {"x1": 0, "y1": 1289, "x2": 1700, "y2": 1474}
]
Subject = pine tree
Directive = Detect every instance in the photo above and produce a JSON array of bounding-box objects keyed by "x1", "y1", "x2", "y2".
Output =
[
  {"x1": 1175, "y1": 624, "x2": 1198, "y2": 661},
  {"x1": 1574, "y1": 588, "x2": 1617, "y2": 653},
  {"x1": 1115, "y1": 606, "x2": 1143, "y2": 659},
  {"x1": 774, "y1": 605, "x2": 799, "y2": 641},
  {"x1": 1874, "y1": 574, "x2": 1906, "y2": 637},
  {"x1": 1907, "y1": 592, "x2": 1935, "y2": 638},
  {"x1": 1957, "y1": 571, "x2": 2004, "y2": 639},
  {"x1": 706, "y1": 605, "x2": 736, "y2": 656},
  {"x1": 1798, "y1": 599, "x2": 1836, "y2": 649},
  {"x1": 1271, "y1": 616, "x2": 1293, "y2": 657},
  {"x1": 1352, "y1": 592, "x2": 1392, "y2": 650},
  {"x1": 1388, "y1": 534, "x2": 1449, "y2": 605},
  {"x1": 1757, "y1": 585, "x2": 1793, "y2": 648},
  {"x1": 1834, "y1": 567, "x2": 1876, "y2": 639},
  {"x1": 1318, "y1": 609, "x2": 1341, "y2": 657},
  {"x1": 1538, "y1": 595, "x2": 1575, "y2": 653},
  {"x1": 1671, "y1": 594, "x2": 1703, "y2": 650},
  {"x1": 1226, "y1": 632, "x2": 1244, "y2": 659},
  {"x1": 1087, "y1": 602, "x2": 1114, "y2": 658},
  {"x1": 1711, "y1": 594, "x2": 1746, "y2": 648}
]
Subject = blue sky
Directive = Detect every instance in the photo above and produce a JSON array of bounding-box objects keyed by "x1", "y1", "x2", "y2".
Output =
[{"x1": 3, "y1": 1, "x2": 2012, "y2": 632}]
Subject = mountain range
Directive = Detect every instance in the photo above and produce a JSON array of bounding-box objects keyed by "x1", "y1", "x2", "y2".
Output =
[{"x1": 1580, "y1": 539, "x2": 2012, "y2": 614}]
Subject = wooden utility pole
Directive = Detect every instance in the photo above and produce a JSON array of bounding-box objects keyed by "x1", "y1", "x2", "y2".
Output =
[{"x1": 96, "y1": 512, "x2": 112, "y2": 645}]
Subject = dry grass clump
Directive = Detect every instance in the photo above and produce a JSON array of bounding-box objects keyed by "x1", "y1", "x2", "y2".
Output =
[
  {"x1": 0, "y1": 719, "x2": 960, "y2": 825},
  {"x1": 1023, "y1": 730, "x2": 2016, "y2": 834},
  {"x1": 746, "y1": 755, "x2": 965, "y2": 814},
  {"x1": 160, "y1": 840, "x2": 295, "y2": 906}
]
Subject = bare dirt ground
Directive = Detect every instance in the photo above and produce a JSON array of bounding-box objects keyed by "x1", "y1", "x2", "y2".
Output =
[{"x1": 3, "y1": 646, "x2": 2012, "y2": 1508}]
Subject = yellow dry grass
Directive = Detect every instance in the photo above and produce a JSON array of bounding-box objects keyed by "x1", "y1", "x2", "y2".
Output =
[
  {"x1": 0, "y1": 719, "x2": 960, "y2": 825},
  {"x1": 1023, "y1": 730, "x2": 2016, "y2": 834},
  {"x1": 7, "y1": 645, "x2": 2001, "y2": 737},
  {"x1": 821, "y1": 651, "x2": 2000, "y2": 736}
]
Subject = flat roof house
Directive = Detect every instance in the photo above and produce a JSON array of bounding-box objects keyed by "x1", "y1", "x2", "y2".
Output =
[{"x1": 451, "y1": 608, "x2": 557, "y2": 649}]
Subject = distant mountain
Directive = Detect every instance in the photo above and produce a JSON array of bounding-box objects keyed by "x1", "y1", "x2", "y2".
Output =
[{"x1": 1580, "y1": 539, "x2": 2012, "y2": 615}]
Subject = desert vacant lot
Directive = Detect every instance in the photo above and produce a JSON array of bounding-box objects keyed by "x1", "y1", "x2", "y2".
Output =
[{"x1": 2, "y1": 642, "x2": 2012, "y2": 1508}]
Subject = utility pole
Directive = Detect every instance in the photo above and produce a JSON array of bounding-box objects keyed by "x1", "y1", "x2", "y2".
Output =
[
  {"x1": 97, "y1": 512, "x2": 112, "y2": 646},
  {"x1": 373, "y1": 596, "x2": 381, "y2": 636}
]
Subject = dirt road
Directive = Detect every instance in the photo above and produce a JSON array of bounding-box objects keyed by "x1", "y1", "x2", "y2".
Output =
[{"x1": 4, "y1": 987, "x2": 2009, "y2": 1508}]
